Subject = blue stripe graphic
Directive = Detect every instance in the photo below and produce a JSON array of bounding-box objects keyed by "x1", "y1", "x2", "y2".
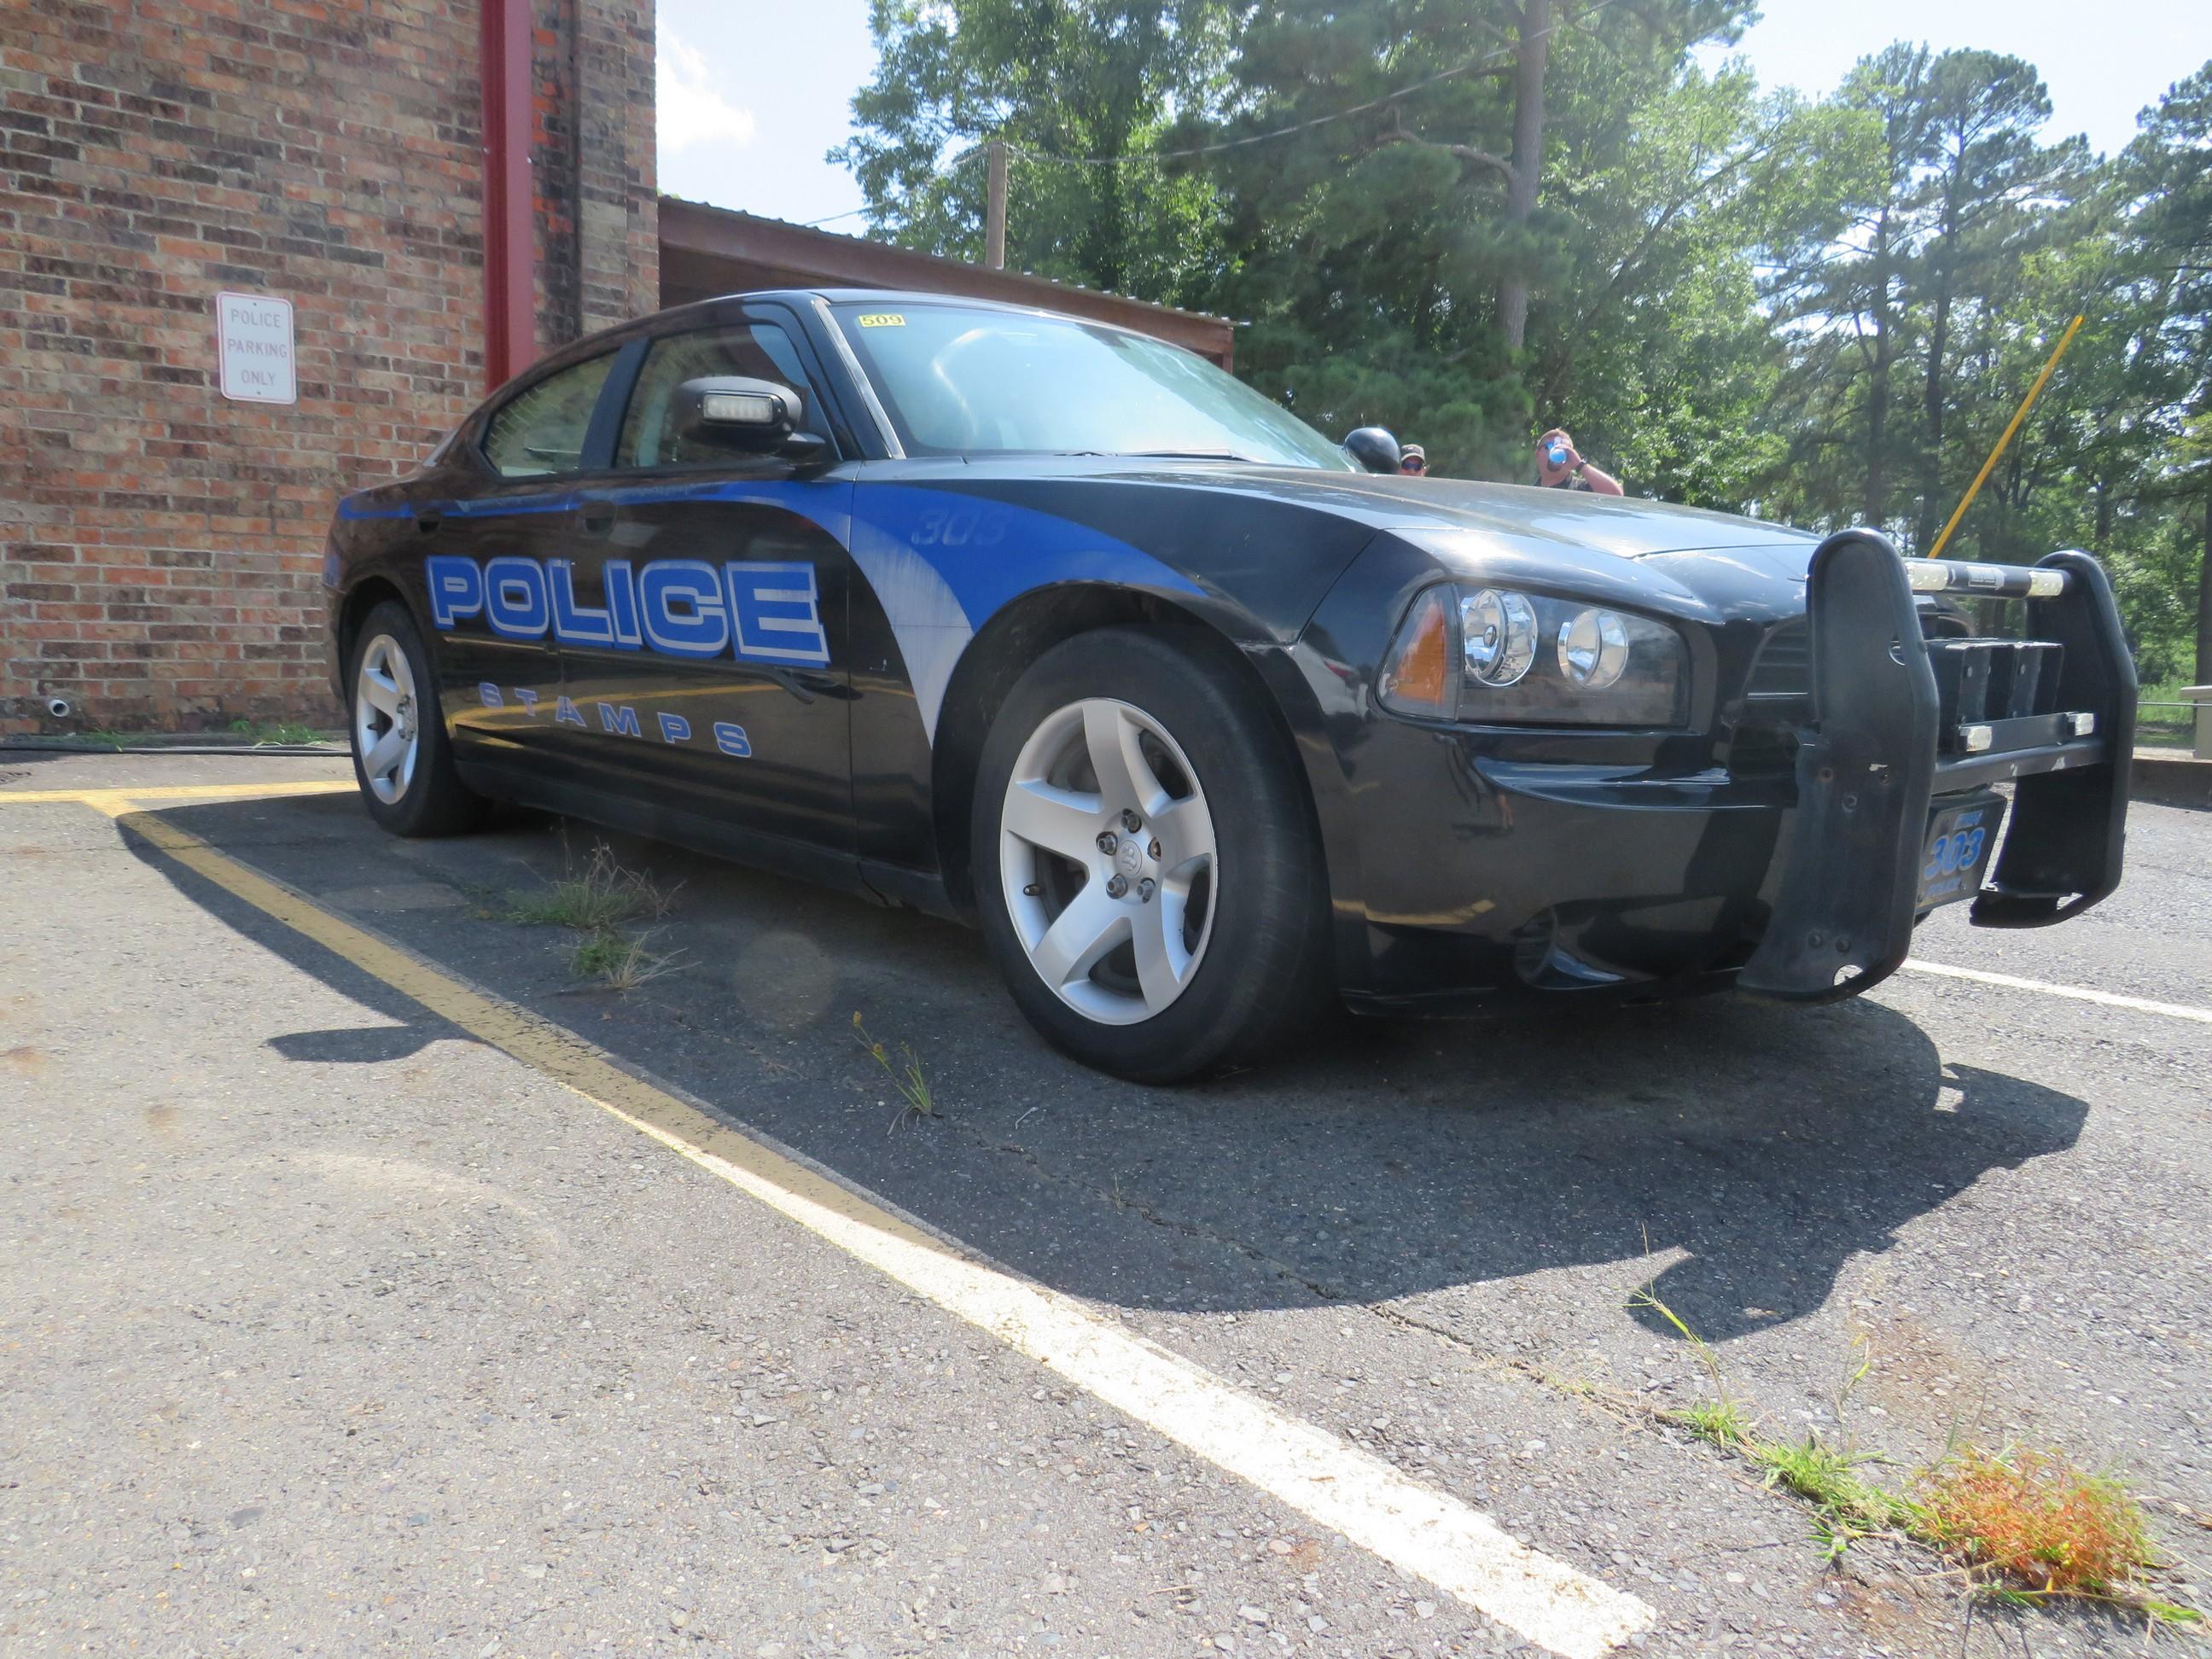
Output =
[{"x1": 337, "y1": 477, "x2": 1203, "y2": 742}]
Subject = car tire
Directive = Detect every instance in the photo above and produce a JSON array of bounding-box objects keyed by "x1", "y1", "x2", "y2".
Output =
[
  {"x1": 970, "y1": 626, "x2": 1330, "y2": 1082},
  {"x1": 346, "y1": 599, "x2": 487, "y2": 838}
]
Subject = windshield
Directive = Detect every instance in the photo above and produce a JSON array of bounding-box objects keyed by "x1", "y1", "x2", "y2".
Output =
[{"x1": 831, "y1": 302, "x2": 1353, "y2": 470}]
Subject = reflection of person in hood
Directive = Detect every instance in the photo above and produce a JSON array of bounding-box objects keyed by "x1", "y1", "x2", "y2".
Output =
[{"x1": 1535, "y1": 427, "x2": 1622, "y2": 496}]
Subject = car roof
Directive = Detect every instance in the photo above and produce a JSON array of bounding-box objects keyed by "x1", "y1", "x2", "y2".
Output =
[
  {"x1": 486, "y1": 287, "x2": 1169, "y2": 423},
  {"x1": 509, "y1": 288, "x2": 1134, "y2": 381},
  {"x1": 646, "y1": 287, "x2": 1131, "y2": 333}
]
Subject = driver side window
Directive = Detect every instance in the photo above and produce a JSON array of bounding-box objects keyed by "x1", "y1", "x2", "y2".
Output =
[
  {"x1": 480, "y1": 352, "x2": 614, "y2": 479},
  {"x1": 616, "y1": 321, "x2": 817, "y2": 469}
]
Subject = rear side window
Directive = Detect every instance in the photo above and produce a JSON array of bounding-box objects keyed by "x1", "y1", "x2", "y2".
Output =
[
  {"x1": 617, "y1": 321, "x2": 817, "y2": 469},
  {"x1": 481, "y1": 354, "x2": 614, "y2": 478}
]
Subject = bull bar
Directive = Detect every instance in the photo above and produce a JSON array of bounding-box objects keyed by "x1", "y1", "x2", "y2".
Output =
[{"x1": 1738, "y1": 532, "x2": 2138, "y2": 1002}]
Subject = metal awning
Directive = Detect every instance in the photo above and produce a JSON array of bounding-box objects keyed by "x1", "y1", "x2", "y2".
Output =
[{"x1": 658, "y1": 198, "x2": 1236, "y2": 369}]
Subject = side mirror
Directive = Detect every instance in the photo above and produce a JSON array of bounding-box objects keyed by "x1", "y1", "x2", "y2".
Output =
[
  {"x1": 673, "y1": 375, "x2": 804, "y2": 454},
  {"x1": 1343, "y1": 426, "x2": 1402, "y2": 474}
]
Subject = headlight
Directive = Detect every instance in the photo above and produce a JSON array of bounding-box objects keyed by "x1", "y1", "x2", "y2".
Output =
[
  {"x1": 1461, "y1": 588, "x2": 1538, "y2": 686},
  {"x1": 1377, "y1": 585, "x2": 1689, "y2": 726}
]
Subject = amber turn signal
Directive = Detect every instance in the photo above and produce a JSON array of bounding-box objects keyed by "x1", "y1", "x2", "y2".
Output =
[{"x1": 1377, "y1": 586, "x2": 1456, "y2": 718}]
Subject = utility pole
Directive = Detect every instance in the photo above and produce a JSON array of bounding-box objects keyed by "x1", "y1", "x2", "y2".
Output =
[{"x1": 985, "y1": 139, "x2": 1007, "y2": 270}]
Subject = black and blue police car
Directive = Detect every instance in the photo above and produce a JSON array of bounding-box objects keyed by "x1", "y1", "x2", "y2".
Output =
[{"x1": 325, "y1": 289, "x2": 2138, "y2": 1081}]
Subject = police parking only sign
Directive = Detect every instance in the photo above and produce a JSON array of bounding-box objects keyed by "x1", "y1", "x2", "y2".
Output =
[{"x1": 215, "y1": 291, "x2": 296, "y2": 405}]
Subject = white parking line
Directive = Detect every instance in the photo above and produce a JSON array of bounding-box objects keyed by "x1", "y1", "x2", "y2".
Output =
[
  {"x1": 631, "y1": 1104, "x2": 1656, "y2": 1659},
  {"x1": 1902, "y1": 958, "x2": 2212, "y2": 1025},
  {"x1": 97, "y1": 797, "x2": 1657, "y2": 1659}
]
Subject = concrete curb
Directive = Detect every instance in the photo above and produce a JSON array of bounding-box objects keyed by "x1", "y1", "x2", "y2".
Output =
[
  {"x1": 2134, "y1": 751, "x2": 2212, "y2": 811},
  {"x1": 0, "y1": 732, "x2": 344, "y2": 755}
]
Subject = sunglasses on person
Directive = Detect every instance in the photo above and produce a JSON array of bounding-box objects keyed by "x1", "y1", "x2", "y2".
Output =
[{"x1": 1400, "y1": 455, "x2": 1427, "y2": 474}]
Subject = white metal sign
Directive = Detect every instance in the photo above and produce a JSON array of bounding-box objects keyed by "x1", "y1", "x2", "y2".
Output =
[{"x1": 214, "y1": 291, "x2": 296, "y2": 405}]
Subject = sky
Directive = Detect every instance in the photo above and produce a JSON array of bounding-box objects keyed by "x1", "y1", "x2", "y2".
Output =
[{"x1": 654, "y1": 0, "x2": 2212, "y2": 230}]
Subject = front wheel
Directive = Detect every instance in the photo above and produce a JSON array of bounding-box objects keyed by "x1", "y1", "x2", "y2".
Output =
[
  {"x1": 970, "y1": 628, "x2": 1330, "y2": 1082},
  {"x1": 346, "y1": 599, "x2": 486, "y2": 837}
]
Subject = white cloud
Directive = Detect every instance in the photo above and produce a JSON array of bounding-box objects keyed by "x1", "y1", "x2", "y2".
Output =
[{"x1": 658, "y1": 21, "x2": 757, "y2": 155}]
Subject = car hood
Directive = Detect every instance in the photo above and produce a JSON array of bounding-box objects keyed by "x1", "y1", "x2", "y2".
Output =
[
  {"x1": 1214, "y1": 469, "x2": 1816, "y2": 561},
  {"x1": 888, "y1": 457, "x2": 1815, "y2": 562},
  {"x1": 1074, "y1": 462, "x2": 1818, "y2": 621},
  {"x1": 864, "y1": 457, "x2": 1821, "y2": 630}
]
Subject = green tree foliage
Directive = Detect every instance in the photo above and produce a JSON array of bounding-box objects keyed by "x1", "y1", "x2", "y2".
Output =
[
  {"x1": 1759, "y1": 47, "x2": 2089, "y2": 544},
  {"x1": 830, "y1": 0, "x2": 1235, "y2": 304},
  {"x1": 833, "y1": 17, "x2": 2212, "y2": 673},
  {"x1": 1198, "y1": 0, "x2": 1761, "y2": 480},
  {"x1": 2116, "y1": 67, "x2": 2212, "y2": 679}
]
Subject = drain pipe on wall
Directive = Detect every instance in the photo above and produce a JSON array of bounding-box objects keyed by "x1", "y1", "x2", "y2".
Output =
[{"x1": 480, "y1": 0, "x2": 536, "y2": 392}]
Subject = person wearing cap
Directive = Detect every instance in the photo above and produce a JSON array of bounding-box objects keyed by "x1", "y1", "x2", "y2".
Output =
[
  {"x1": 1534, "y1": 428, "x2": 1622, "y2": 496},
  {"x1": 1399, "y1": 443, "x2": 1429, "y2": 477}
]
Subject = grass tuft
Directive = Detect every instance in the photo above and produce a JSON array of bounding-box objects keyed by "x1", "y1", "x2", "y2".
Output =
[
  {"x1": 1676, "y1": 1395, "x2": 1754, "y2": 1450},
  {"x1": 853, "y1": 1011, "x2": 935, "y2": 1130},
  {"x1": 229, "y1": 717, "x2": 328, "y2": 746},
  {"x1": 1918, "y1": 1449, "x2": 2174, "y2": 1607},
  {"x1": 1633, "y1": 1282, "x2": 2198, "y2": 1624},
  {"x1": 568, "y1": 927, "x2": 683, "y2": 992},
  {"x1": 507, "y1": 841, "x2": 678, "y2": 931},
  {"x1": 1746, "y1": 1435, "x2": 1915, "y2": 1552}
]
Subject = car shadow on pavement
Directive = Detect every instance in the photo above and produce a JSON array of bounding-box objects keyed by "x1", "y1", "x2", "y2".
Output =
[
  {"x1": 266, "y1": 1024, "x2": 454, "y2": 1064},
  {"x1": 125, "y1": 793, "x2": 2092, "y2": 1349}
]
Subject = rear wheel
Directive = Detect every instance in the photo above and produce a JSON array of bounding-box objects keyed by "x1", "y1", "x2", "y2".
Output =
[
  {"x1": 971, "y1": 628, "x2": 1329, "y2": 1081},
  {"x1": 346, "y1": 599, "x2": 486, "y2": 837}
]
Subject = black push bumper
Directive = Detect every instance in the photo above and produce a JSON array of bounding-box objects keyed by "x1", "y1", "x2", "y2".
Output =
[{"x1": 1738, "y1": 533, "x2": 2137, "y2": 1002}]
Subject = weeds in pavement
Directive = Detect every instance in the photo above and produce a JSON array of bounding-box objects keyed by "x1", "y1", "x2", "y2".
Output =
[
  {"x1": 506, "y1": 841, "x2": 678, "y2": 930},
  {"x1": 569, "y1": 927, "x2": 684, "y2": 992},
  {"x1": 853, "y1": 1012, "x2": 934, "y2": 1130},
  {"x1": 1675, "y1": 1394, "x2": 1754, "y2": 1449},
  {"x1": 229, "y1": 717, "x2": 327, "y2": 746},
  {"x1": 1633, "y1": 1284, "x2": 2197, "y2": 1627},
  {"x1": 1918, "y1": 1449, "x2": 2188, "y2": 1618},
  {"x1": 78, "y1": 729, "x2": 139, "y2": 750},
  {"x1": 502, "y1": 841, "x2": 685, "y2": 992},
  {"x1": 1750, "y1": 1437, "x2": 1916, "y2": 1561},
  {"x1": 1629, "y1": 1283, "x2": 1727, "y2": 1388}
]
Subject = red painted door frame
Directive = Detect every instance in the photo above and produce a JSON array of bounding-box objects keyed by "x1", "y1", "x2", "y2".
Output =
[{"x1": 480, "y1": 0, "x2": 535, "y2": 391}]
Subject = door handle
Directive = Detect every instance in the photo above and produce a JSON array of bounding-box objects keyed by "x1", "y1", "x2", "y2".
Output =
[{"x1": 579, "y1": 507, "x2": 615, "y2": 535}]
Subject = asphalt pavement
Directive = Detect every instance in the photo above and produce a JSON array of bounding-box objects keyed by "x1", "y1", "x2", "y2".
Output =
[{"x1": 3, "y1": 748, "x2": 2207, "y2": 1657}]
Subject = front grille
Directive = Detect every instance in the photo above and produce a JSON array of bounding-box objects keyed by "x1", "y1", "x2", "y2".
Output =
[
  {"x1": 1732, "y1": 613, "x2": 2070, "y2": 778},
  {"x1": 1744, "y1": 617, "x2": 1807, "y2": 699},
  {"x1": 1930, "y1": 637, "x2": 2064, "y2": 725},
  {"x1": 1743, "y1": 613, "x2": 2059, "y2": 713}
]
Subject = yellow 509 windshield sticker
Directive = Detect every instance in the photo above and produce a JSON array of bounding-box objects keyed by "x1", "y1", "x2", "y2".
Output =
[{"x1": 856, "y1": 312, "x2": 905, "y2": 328}]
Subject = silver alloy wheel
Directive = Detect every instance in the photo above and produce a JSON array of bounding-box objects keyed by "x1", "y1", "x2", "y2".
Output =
[
  {"x1": 352, "y1": 632, "x2": 421, "y2": 806},
  {"x1": 998, "y1": 697, "x2": 1218, "y2": 1026}
]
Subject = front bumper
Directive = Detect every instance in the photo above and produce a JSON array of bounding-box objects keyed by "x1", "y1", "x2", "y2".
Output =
[
  {"x1": 1736, "y1": 534, "x2": 2134, "y2": 999},
  {"x1": 1301, "y1": 534, "x2": 2134, "y2": 1013}
]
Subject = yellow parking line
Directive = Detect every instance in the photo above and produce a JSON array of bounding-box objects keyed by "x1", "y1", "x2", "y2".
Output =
[
  {"x1": 92, "y1": 795, "x2": 1652, "y2": 1659},
  {"x1": 0, "y1": 780, "x2": 356, "y2": 806}
]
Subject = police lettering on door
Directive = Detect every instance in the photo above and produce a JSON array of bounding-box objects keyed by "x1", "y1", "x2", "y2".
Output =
[
  {"x1": 426, "y1": 553, "x2": 830, "y2": 762},
  {"x1": 423, "y1": 554, "x2": 830, "y2": 664},
  {"x1": 474, "y1": 683, "x2": 754, "y2": 759}
]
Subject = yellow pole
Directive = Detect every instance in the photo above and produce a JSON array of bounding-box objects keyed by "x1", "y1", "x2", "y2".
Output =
[{"x1": 1925, "y1": 312, "x2": 2084, "y2": 562}]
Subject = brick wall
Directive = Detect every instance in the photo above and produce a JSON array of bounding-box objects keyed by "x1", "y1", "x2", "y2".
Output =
[{"x1": 0, "y1": 0, "x2": 656, "y2": 735}]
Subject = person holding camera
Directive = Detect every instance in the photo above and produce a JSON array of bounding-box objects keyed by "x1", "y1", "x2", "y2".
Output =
[{"x1": 1534, "y1": 427, "x2": 1622, "y2": 496}]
